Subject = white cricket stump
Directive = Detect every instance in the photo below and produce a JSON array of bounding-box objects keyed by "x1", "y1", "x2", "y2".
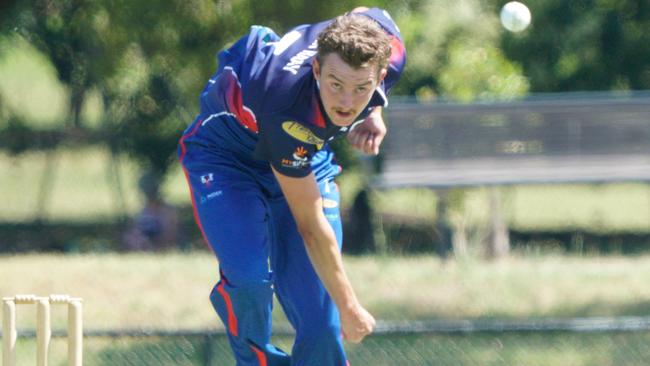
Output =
[{"x1": 2, "y1": 294, "x2": 83, "y2": 366}]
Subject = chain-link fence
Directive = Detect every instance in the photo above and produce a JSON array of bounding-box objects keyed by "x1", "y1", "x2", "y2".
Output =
[{"x1": 5, "y1": 318, "x2": 650, "y2": 365}]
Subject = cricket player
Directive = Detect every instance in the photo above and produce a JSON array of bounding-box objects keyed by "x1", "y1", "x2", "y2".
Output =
[{"x1": 179, "y1": 6, "x2": 405, "y2": 365}]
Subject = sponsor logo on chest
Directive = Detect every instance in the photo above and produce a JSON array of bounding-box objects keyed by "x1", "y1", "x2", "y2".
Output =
[{"x1": 282, "y1": 121, "x2": 324, "y2": 149}]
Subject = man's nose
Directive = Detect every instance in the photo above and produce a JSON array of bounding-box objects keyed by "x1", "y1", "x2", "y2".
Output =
[{"x1": 338, "y1": 91, "x2": 354, "y2": 110}]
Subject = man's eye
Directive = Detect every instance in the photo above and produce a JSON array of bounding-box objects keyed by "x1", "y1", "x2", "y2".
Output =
[
  {"x1": 356, "y1": 87, "x2": 368, "y2": 93},
  {"x1": 331, "y1": 82, "x2": 342, "y2": 89}
]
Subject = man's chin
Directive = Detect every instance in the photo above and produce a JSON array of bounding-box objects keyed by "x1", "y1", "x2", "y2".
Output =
[
  {"x1": 331, "y1": 118, "x2": 354, "y2": 127},
  {"x1": 328, "y1": 111, "x2": 356, "y2": 127}
]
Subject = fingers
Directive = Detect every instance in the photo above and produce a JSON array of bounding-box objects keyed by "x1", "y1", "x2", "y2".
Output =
[
  {"x1": 348, "y1": 130, "x2": 381, "y2": 155},
  {"x1": 348, "y1": 129, "x2": 367, "y2": 148},
  {"x1": 340, "y1": 305, "x2": 376, "y2": 344},
  {"x1": 344, "y1": 331, "x2": 365, "y2": 344},
  {"x1": 370, "y1": 133, "x2": 383, "y2": 155},
  {"x1": 341, "y1": 319, "x2": 375, "y2": 344},
  {"x1": 361, "y1": 133, "x2": 381, "y2": 155},
  {"x1": 365, "y1": 134, "x2": 377, "y2": 155}
]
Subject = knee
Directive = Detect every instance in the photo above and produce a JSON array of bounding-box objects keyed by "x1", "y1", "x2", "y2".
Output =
[
  {"x1": 209, "y1": 277, "x2": 273, "y2": 310},
  {"x1": 209, "y1": 278, "x2": 274, "y2": 338},
  {"x1": 220, "y1": 263, "x2": 270, "y2": 285}
]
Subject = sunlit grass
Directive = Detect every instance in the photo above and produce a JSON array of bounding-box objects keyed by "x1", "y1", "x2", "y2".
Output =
[
  {"x1": 3, "y1": 253, "x2": 650, "y2": 331},
  {"x1": 0, "y1": 147, "x2": 143, "y2": 221},
  {"x1": 0, "y1": 35, "x2": 103, "y2": 128},
  {"x1": 345, "y1": 254, "x2": 650, "y2": 320},
  {"x1": 508, "y1": 184, "x2": 650, "y2": 232},
  {"x1": 0, "y1": 35, "x2": 68, "y2": 127},
  {"x1": 0, "y1": 145, "x2": 192, "y2": 222},
  {"x1": 373, "y1": 184, "x2": 650, "y2": 233}
]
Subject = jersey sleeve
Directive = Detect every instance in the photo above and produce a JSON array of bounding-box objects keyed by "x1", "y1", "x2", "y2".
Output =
[
  {"x1": 360, "y1": 8, "x2": 407, "y2": 93},
  {"x1": 361, "y1": 8, "x2": 403, "y2": 39},
  {"x1": 254, "y1": 119, "x2": 320, "y2": 178}
]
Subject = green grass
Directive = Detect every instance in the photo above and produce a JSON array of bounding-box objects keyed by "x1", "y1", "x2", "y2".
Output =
[
  {"x1": 374, "y1": 184, "x2": 650, "y2": 234},
  {"x1": 0, "y1": 35, "x2": 68, "y2": 127},
  {"x1": 0, "y1": 148, "x2": 140, "y2": 221},
  {"x1": 0, "y1": 35, "x2": 103, "y2": 128},
  {"x1": 3, "y1": 253, "x2": 650, "y2": 331},
  {"x1": 0, "y1": 146, "x2": 189, "y2": 222},
  {"x1": 507, "y1": 184, "x2": 650, "y2": 232},
  {"x1": 4, "y1": 253, "x2": 650, "y2": 364}
]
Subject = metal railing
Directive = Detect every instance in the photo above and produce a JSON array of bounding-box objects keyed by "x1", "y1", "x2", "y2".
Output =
[
  {"x1": 376, "y1": 91, "x2": 650, "y2": 188},
  {"x1": 4, "y1": 317, "x2": 650, "y2": 365}
]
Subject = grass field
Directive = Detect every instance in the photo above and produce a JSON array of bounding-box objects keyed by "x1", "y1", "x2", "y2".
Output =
[
  {"x1": 3, "y1": 253, "x2": 650, "y2": 331},
  {"x1": 0, "y1": 35, "x2": 103, "y2": 128},
  {"x1": 4, "y1": 253, "x2": 650, "y2": 365}
]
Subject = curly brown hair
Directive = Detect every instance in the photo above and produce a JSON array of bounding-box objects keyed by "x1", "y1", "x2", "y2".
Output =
[{"x1": 317, "y1": 13, "x2": 392, "y2": 72}]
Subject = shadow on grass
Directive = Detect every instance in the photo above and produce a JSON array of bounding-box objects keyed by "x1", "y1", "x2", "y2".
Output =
[
  {"x1": 349, "y1": 332, "x2": 650, "y2": 365},
  {"x1": 92, "y1": 337, "x2": 209, "y2": 365},
  {"x1": 83, "y1": 330, "x2": 650, "y2": 365}
]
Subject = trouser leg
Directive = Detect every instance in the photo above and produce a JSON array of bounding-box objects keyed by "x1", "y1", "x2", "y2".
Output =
[{"x1": 181, "y1": 154, "x2": 290, "y2": 366}]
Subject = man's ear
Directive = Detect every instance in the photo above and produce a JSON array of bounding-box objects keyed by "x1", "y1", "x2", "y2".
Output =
[{"x1": 312, "y1": 58, "x2": 321, "y2": 79}]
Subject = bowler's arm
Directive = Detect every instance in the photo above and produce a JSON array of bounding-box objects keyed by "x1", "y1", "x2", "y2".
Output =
[
  {"x1": 272, "y1": 168, "x2": 374, "y2": 342},
  {"x1": 347, "y1": 106, "x2": 386, "y2": 155}
]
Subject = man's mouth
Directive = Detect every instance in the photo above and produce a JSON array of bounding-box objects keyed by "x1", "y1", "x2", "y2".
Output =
[{"x1": 335, "y1": 110, "x2": 354, "y2": 119}]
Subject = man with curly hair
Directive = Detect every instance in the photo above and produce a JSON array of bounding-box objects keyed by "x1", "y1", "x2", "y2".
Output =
[{"x1": 179, "y1": 6, "x2": 405, "y2": 365}]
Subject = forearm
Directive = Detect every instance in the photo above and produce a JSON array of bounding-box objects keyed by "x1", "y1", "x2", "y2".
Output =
[
  {"x1": 270, "y1": 169, "x2": 361, "y2": 314},
  {"x1": 298, "y1": 214, "x2": 359, "y2": 313},
  {"x1": 271, "y1": 169, "x2": 374, "y2": 342}
]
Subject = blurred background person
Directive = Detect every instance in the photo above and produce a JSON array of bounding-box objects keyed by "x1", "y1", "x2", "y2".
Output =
[{"x1": 123, "y1": 171, "x2": 180, "y2": 251}]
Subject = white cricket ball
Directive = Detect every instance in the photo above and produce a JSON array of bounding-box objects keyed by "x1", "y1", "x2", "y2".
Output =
[{"x1": 500, "y1": 1, "x2": 531, "y2": 33}]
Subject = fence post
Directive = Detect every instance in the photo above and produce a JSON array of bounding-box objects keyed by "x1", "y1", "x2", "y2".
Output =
[
  {"x1": 203, "y1": 334, "x2": 213, "y2": 365},
  {"x1": 487, "y1": 186, "x2": 510, "y2": 259},
  {"x1": 435, "y1": 189, "x2": 454, "y2": 257}
]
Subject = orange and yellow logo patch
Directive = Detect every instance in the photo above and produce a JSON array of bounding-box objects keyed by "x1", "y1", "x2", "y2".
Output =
[{"x1": 282, "y1": 121, "x2": 324, "y2": 149}]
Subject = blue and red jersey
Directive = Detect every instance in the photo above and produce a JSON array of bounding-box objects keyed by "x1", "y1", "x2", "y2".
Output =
[{"x1": 183, "y1": 8, "x2": 406, "y2": 178}]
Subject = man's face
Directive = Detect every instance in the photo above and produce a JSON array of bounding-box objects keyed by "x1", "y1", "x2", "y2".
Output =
[{"x1": 313, "y1": 53, "x2": 386, "y2": 127}]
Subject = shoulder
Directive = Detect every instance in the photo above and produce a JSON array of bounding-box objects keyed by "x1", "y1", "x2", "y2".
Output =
[{"x1": 245, "y1": 21, "x2": 330, "y2": 116}]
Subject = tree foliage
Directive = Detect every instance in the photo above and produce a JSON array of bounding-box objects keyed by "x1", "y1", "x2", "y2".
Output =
[
  {"x1": 390, "y1": 0, "x2": 526, "y2": 100},
  {"x1": 500, "y1": 0, "x2": 650, "y2": 92}
]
